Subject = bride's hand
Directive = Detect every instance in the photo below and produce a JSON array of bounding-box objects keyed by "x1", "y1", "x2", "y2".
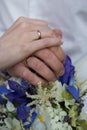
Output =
[{"x1": 0, "y1": 17, "x2": 61, "y2": 71}]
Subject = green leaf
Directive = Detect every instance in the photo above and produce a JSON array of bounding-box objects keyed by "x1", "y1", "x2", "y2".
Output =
[
  {"x1": 69, "y1": 105, "x2": 78, "y2": 127},
  {"x1": 77, "y1": 120, "x2": 87, "y2": 130}
]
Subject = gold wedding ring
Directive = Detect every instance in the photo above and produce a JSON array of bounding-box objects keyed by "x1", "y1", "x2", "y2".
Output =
[{"x1": 37, "y1": 30, "x2": 41, "y2": 39}]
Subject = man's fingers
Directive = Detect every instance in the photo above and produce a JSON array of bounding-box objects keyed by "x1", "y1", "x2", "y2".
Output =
[
  {"x1": 50, "y1": 46, "x2": 66, "y2": 63},
  {"x1": 26, "y1": 56, "x2": 56, "y2": 81},
  {"x1": 20, "y1": 67, "x2": 47, "y2": 86},
  {"x1": 7, "y1": 63, "x2": 47, "y2": 86},
  {"x1": 34, "y1": 49, "x2": 65, "y2": 76}
]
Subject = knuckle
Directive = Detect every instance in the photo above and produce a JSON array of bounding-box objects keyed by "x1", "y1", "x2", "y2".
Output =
[
  {"x1": 45, "y1": 70, "x2": 55, "y2": 81},
  {"x1": 28, "y1": 57, "x2": 41, "y2": 70},
  {"x1": 22, "y1": 70, "x2": 27, "y2": 78},
  {"x1": 19, "y1": 22, "x2": 27, "y2": 29},
  {"x1": 17, "y1": 16, "x2": 25, "y2": 23},
  {"x1": 43, "y1": 50, "x2": 52, "y2": 59},
  {"x1": 28, "y1": 74, "x2": 35, "y2": 83},
  {"x1": 28, "y1": 57, "x2": 36, "y2": 65},
  {"x1": 36, "y1": 63, "x2": 43, "y2": 71},
  {"x1": 33, "y1": 60, "x2": 44, "y2": 72},
  {"x1": 27, "y1": 56, "x2": 56, "y2": 81}
]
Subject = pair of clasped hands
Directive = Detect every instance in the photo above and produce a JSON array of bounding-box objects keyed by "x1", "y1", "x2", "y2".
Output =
[{"x1": 0, "y1": 17, "x2": 65, "y2": 86}]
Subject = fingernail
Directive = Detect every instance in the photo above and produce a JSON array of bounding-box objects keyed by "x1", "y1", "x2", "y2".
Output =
[
  {"x1": 59, "y1": 69, "x2": 65, "y2": 76},
  {"x1": 56, "y1": 37, "x2": 63, "y2": 45}
]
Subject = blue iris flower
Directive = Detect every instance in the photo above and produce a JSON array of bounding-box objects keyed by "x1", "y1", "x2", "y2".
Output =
[
  {"x1": 2, "y1": 70, "x2": 11, "y2": 78},
  {"x1": 17, "y1": 103, "x2": 37, "y2": 129},
  {"x1": 0, "y1": 84, "x2": 11, "y2": 102},
  {"x1": 0, "y1": 79, "x2": 37, "y2": 129},
  {"x1": 59, "y1": 55, "x2": 80, "y2": 102},
  {"x1": 17, "y1": 103, "x2": 30, "y2": 120},
  {"x1": 8, "y1": 80, "x2": 25, "y2": 95},
  {"x1": 67, "y1": 85, "x2": 80, "y2": 102},
  {"x1": 21, "y1": 78, "x2": 30, "y2": 91},
  {"x1": 59, "y1": 55, "x2": 75, "y2": 85},
  {"x1": 24, "y1": 112, "x2": 37, "y2": 129},
  {"x1": 7, "y1": 80, "x2": 32, "y2": 104},
  {"x1": 0, "y1": 84, "x2": 10, "y2": 95}
]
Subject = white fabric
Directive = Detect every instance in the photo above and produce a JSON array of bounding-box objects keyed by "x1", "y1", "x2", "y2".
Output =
[
  {"x1": 0, "y1": 0, "x2": 87, "y2": 63},
  {"x1": 75, "y1": 55, "x2": 87, "y2": 113}
]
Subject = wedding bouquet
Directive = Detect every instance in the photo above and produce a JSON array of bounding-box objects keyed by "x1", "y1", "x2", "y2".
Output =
[{"x1": 0, "y1": 56, "x2": 87, "y2": 130}]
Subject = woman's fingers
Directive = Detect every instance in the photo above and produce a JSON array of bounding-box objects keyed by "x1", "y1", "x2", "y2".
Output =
[
  {"x1": 28, "y1": 37, "x2": 62, "y2": 56},
  {"x1": 17, "y1": 28, "x2": 55, "y2": 42},
  {"x1": 4, "y1": 17, "x2": 57, "y2": 43},
  {"x1": 49, "y1": 29, "x2": 66, "y2": 63},
  {"x1": 53, "y1": 29, "x2": 62, "y2": 38},
  {"x1": 5, "y1": 17, "x2": 48, "y2": 35},
  {"x1": 15, "y1": 17, "x2": 48, "y2": 26}
]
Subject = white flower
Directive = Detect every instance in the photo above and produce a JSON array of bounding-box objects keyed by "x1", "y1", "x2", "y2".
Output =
[
  {"x1": 32, "y1": 118, "x2": 46, "y2": 130},
  {"x1": 5, "y1": 117, "x2": 23, "y2": 130},
  {"x1": 6, "y1": 101, "x2": 15, "y2": 112},
  {"x1": 32, "y1": 108, "x2": 51, "y2": 130}
]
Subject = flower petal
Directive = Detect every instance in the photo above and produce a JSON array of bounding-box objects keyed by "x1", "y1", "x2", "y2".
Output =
[{"x1": 67, "y1": 85, "x2": 80, "y2": 102}]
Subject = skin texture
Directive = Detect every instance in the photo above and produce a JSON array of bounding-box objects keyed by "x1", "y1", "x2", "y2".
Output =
[{"x1": 0, "y1": 17, "x2": 65, "y2": 85}]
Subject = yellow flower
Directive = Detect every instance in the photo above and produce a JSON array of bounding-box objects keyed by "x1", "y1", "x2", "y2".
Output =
[{"x1": 38, "y1": 115, "x2": 44, "y2": 122}]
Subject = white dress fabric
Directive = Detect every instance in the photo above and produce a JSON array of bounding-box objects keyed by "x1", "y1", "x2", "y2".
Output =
[{"x1": 0, "y1": 0, "x2": 87, "y2": 63}]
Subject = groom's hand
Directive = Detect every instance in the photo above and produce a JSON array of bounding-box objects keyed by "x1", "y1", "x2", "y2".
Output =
[{"x1": 7, "y1": 46, "x2": 65, "y2": 85}]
